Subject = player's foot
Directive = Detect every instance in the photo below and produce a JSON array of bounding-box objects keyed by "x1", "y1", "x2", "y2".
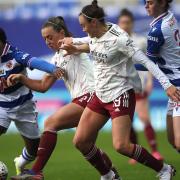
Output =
[
  {"x1": 128, "y1": 158, "x2": 137, "y2": 165},
  {"x1": 111, "y1": 166, "x2": 122, "y2": 180},
  {"x1": 11, "y1": 170, "x2": 44, "y2": 180},
  {"x1": 14, "y1": 156, "x2": 23, "y2": 175},
  {"x1": 157, "y1": 164, "x2": 176, "y2": 180},
  {"x1": 100, "y1": 166, "x2": 122, "y2": 180},
  {"x1": 152, "y1": 151, "x2": 164, "y2": 161}
]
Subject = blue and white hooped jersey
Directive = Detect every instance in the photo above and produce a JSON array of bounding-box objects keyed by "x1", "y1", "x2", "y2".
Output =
[
  {"x1": 0, "y1": 43, "x2": 33, "y2": 108},
  {"x1": 147, "y1": 11, "x2": 180, "y2": 87}
]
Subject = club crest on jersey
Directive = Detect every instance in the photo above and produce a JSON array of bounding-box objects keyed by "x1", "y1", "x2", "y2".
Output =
[
  {"x1": 5, "y1": 60, "x2": 13, "y2": 69},
  {"x1": 168, "y1": 17, "x2": 176, "y2": 27},
  {"x1": 104, "y1": 42, "x2": 111, "y2": 50}
]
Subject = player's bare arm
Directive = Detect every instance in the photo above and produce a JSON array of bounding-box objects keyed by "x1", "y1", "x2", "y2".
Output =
[{"x1": 7, "y1": 74, "x2": 56, "y2": 93}]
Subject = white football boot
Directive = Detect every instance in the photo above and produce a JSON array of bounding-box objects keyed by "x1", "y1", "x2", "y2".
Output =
[{"x1": 157, "y1": 163, "x2": 176, "y2": 180}]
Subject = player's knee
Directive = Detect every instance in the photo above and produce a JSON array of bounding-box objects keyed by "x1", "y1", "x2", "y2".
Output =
[
  {"x1": 174, "y1": 139, "x2": 180, "y2": 151},
  {"x1": 113, "y1": 141, "x2": 129, "y2": 154},
  {"x1": 73, "y1": 135, "x2": 87, "y2": 152},
  {"x1": 44, "y1": 117, "x2": 57, "y2": 131},
  {"x1": 73, "y1": 135, "x2": 81, "y2": 149}
]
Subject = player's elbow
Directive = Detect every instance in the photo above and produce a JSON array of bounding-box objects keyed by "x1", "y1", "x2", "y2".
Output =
[{"x1": 39, "y1": 87, "x2": 48, "y2": 93}]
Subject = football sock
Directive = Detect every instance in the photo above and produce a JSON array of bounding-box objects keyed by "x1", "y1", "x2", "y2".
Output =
[
  {"x1": 144, "y1": 123, "x2": 157, "y2": 152},
  {"x1": 130, "y1": 127, "x2": 138, "y2": 144},
  {"x1": 131, "y1": 144, "x2": 163, "y2": 172},
  {"x1": 84, "y1": 145, "x2": 112, "y2": 175},
  {"x1": 32, "y1": 131, "x2": 57, "y2": 173},
  {"x1": 17, "y1": 147, "x2": 35, "y2": 168}
]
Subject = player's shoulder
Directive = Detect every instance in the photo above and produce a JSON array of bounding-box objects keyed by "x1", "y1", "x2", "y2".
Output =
[
  {"x1": 161, "y1": 12, "x2": 178, "y2": 34},
  {"x1": 108, "y1": 23, "x2": 126, "y2": 38}
]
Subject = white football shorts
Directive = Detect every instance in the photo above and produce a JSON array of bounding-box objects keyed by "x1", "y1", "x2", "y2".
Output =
[
  {"x1": 0, "y1": 100, "x2": 40, "y2": 139},
  {"x1": 167, "y1": 98, "x2": 180, "y2": 117}
]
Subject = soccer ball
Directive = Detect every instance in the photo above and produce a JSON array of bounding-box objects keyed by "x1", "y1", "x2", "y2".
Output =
[{"x1": 0, "y1": 161, "x2": 8, "y2": 180}]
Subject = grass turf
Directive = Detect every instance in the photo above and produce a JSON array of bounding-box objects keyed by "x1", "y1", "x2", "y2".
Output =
[{"x1": 0, "y1": 131, "x2": 179, "y2": 180}]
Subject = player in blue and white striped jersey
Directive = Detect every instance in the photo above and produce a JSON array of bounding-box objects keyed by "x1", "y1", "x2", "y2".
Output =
[
  {"x1": 145, "y1": 0, "x2": 180, "y2": 153},
  {"x1": 0, "y1": 27, "x2": 63, "y2": 175}
]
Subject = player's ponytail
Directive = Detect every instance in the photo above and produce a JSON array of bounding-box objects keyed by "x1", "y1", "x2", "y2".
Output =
[
  {"x1": 0, "y1": 27, "x2": 7, "y2": 44},
  {"x1": 80, "y1": 0, "x2": 105, "y2": 23},
  {"x1": 42, "y1": 16, "x2": 72, "y2": 37}
]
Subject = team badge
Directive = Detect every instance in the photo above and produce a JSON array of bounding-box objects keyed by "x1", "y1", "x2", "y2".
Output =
[{"x1": 5, "y1": 60, "x2": 13, "y2": 69}]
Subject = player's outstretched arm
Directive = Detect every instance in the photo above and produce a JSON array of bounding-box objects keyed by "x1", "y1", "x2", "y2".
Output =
[
  {"x1": 132, "y1": 50, "x2": 180, "y2": 102},
  {"x1": 60, "y1": 43, "x2": 90, "y2": 57},
  {"x1": 7, "y1": 74, "x2": 57, "y2": 93}
]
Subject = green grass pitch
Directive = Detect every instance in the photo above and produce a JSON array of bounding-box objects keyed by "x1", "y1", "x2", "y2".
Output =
[{"x1": 0, "y1": 131, "x2": 179, "y2": 180}]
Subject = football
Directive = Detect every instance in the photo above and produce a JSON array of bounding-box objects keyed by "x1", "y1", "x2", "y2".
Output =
[{"x1": 0, "y1": 161, "x2": 8, "y2": 180}]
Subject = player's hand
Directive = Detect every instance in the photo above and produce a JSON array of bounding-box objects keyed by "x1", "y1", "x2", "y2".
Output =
[
  {"x1": 58, "y1": 37, "x2": 73, "y2": 47},
  {"x1": 59, "y1": 44, "x2": 79, "y2": 57},
  {"x1": 166, "y1": 85, "x2": 180, "y2": 102},
  {"x1": 53, "y1": 67, "x2": 65, "y2": 79},
  {"x1": 7, "y1": 74, "x2": 23, "y2": 87}
]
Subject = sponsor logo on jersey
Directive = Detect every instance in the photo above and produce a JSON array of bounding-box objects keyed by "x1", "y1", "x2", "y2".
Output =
[
  {"x1": 22, "y1": 53, "x2": 29, "y2": 60},
  {"x1": 91, "y1": 50, "x2": 108, "y2": 62},
  {"x1": 147, "y1": 35, "x2": 159, "y2": 42}
]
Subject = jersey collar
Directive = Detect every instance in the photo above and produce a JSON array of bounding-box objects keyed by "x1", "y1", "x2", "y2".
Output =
[
  {"x1": 1, "y1": 43, "x2": 10, "y2": 57},
  {"x1": 150, "y1": 11, "x2": 169, "y2": 27}
]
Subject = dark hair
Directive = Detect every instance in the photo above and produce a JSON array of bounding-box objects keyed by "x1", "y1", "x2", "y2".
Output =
[
  {"x1": 42, "y1": 16, "x2": 72, "y2": 37},
  {"x1": 118, "y1": 8, "x2": 134, "y2": 22},
  {"x1": 80, "y1": 0, "x2": 105, "y2": 23},
  {"x1": 152, "y1": 0, "x2": 173, "y2": 11},
  {"x1": 157, "y1": 0, "x2": 173, "y2": 11},
  {"x1": 0, "y1": 27, "x2": 7, "y2": 44}
]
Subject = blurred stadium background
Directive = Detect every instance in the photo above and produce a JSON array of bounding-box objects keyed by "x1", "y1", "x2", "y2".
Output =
[{"x1": 0, "y1": 1, "x2": 180, "y2": 180}]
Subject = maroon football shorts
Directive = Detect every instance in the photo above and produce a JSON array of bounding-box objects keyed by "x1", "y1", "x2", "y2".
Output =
[
  {"x1": 72, "y1": 92, "x2": 93, "y2": 108},
  {"x1": 87, "y1": 89, "x2": 136, "y2": 120}
]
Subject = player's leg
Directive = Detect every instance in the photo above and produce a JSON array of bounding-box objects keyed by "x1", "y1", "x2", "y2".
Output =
[
  {"x1": 173, "y1": 116, "x2": 180, "y2": 152},
  {"x1": 13, "y1": 100, "x2": 40, "y2": 175},
  {"x1": 136, "y1": 98, "x2": 163, "y2": 160},
  {"x1": 112, "y1": 115, "x2": 175, "y2": 179},
  {"x1": 172, "y1": 103, "x2": 180, "y2": 152},
  {"x1": 166, "y1": 115, "x2": 175, "y2": 147},
  {"x1": 128, "y1": 127, "x2": 138, "y2": 164},
  {"x1": 14, "y1": 120, "x2": 40, "y2": 175},
  {"x1": 31, "y1": 102, "x2": 84, "y2": 174},
  {"x1": 73, "y1": 107, "x2": 118, "y2": 179},
  {"x1": 110, "y1": 90, "x2": 175, "y2": 178}
]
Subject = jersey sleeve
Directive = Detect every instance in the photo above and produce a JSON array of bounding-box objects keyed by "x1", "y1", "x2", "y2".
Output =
[
  {"x1": 73, "y1": 37, "x2": 90, "y2": 44},
  {"x1": 14, "y1": 49, "x2": 56, "y2": 73},
  {"x1": 146, "y1": 26, "x2": 165, "y2": 63},
  {"x1": 117, "y1": 34, "x2": 139, "y2": 58},
  {"x1": 14, "y1": 49, "x2": 32, "y2": 66}
]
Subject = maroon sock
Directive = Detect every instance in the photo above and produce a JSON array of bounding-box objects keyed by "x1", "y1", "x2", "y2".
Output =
[
  {"x1": 144, "y1": 123, "x2": 157, "y2": 152},
  {"x1": 84, "y1": 145, "x2": 112, "y2": 175},
  {"x1": 130, "y1": 127, "x2": 138, "y2": 144},
  {"x1": 32, "y1": 131, "x2": 57, "y2": 173},
  {"x1": 131, "y1": 144, "x2": 163, "y2": 172}
]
